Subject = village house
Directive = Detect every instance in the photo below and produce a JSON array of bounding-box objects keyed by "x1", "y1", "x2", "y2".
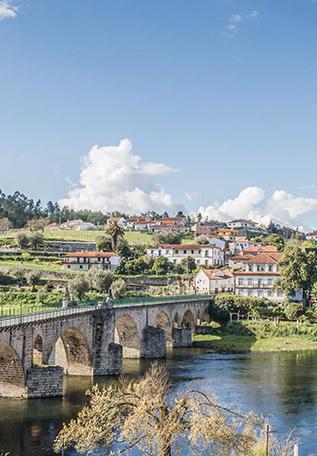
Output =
[
  {"x1": 191, "y1": 224, "x2": 217, "y2": 236},
  {"x1": 153, "y1": 217, "x2": 190, "y2": 234},
  {"x1": 146, "y1": 244, "x2": 224, "y2": 267},
  {"x1": 306, "y1": 231, "x2": 317, "y2": 241},
  {"x1": 227, "y1": 219, "x2": 257, "y2": 230},
  {"x1": 216, "y1": 228, "x2": 239, "y2": 240},
  {"x1": 61, "y1": 219, "x2": 95, "y2": 231},
  {"x1": 228, "y1": 245, "x2": 279, "y2": 268},
  {"x1": 207, "y1": 236, "x2": 226, "y2": 250},
  {"x1": 233, "y1": 252, "x2": 284, "y2": 301},
  {"x1": 228, "y1": 236, "x2": 253, "y2": 255},
  {"x1": 63, "y1": 252, "x2": 121, "y2": 272},
  {"x1": 195, "y1": 269, "x2": 234, "y2": 294}
]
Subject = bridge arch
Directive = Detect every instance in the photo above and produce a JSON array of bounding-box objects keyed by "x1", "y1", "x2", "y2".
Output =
[
  {"x1": 155, "y1": 311, "x2": 173, "y2": 347},
  {"x1": 33, "y1": 334, "x2": 44, "y2": 366},
  {"x1": 181, "y1": 309, "x2": 195, "y2": 330},
  {"x1": 0, "y1": 342, "x2": 25, "y2": 397},
  {"x1": 49, "y1": 328, "x2": 93, "y2": 376},
  {"x1": 115, "y1": 314, "x2": 141, "y2": 358},
  {"x1": 173, "y1": 311, "x2": 180, "y2": 328}
]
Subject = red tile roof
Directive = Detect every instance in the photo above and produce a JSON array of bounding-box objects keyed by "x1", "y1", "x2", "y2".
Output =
[
  {"x1": 65, "y1": 252, "x2": 118, "y2": 258},
  {"x1": 244, "y1": 253, "x2": 282, "y2": 264},
  {"x1": 149, "y1": 244, "x2": 221, "y2": 250},
  {"x1": 243, "y1": 245, "x2": 278, "y2": 253},
  {"x1": 233, "y1": 271, "x2": 280, "y2": 276},
  {"x1": 201, "y1": 269, "x2": 233, "y2": 280}
]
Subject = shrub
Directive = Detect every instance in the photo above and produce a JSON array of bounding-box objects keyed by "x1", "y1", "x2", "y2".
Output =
[
  {"x1": 87, "y1": 267, "x2": 114, "y2": 293},
  {"x1": 283, "y1": 302, "x2": 305, "y2": 320},
  {"x1": 110, "y1": 279, "x2": 127, "y2": 298},
  {"x1": 69, "y1": 277, "x2": 90, "y2": 300}
]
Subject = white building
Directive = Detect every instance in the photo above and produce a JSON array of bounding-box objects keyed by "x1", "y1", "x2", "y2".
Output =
[
  {"x1": 227, "y1": 219, "x2": 257, "y2": 230},
  {"x1": 146, "y1": 244, "x2": 224, "y2": 267},
  {"x1": 234, "y1": 253, "x2": 283, "y2": 301},
  {"x1": 195, "y1": 269, "x2": 234, "y2": 294},
  {"x1": 61, "y1": 219, "x2": 95, "y2": 231},
  {"x1": 229, "y1": 236, "x2": 253, "y2": 254},
  {"x1": 64, "y1": 252, "x2": 121, "y2": 272},
  {"x1": 207, "y1": 236, "x2": 226, "y2": 250},
  {"x1": 306, "y1": 231, "x2": 317, "y2": 241}
]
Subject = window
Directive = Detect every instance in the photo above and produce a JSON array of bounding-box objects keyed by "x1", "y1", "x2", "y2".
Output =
[
  {"x1": 175, "y1": 250, "x2": 179, "y2": 254},
  {"x1": 79, "y1": 265, "x2": 83, "y2": 269},
  {"x1": 183, "y1": 250, "x2": 187, "y2": 254},
  {"x1": 191, "y1": 250, "x2": 194, "y2": 254}
]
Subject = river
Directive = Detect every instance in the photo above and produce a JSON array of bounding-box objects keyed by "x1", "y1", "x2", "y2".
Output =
[{"x1": 1, "y1": 348, "x2": 317, "y2": 455}]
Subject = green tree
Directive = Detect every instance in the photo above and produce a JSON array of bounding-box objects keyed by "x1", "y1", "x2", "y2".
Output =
[
  {"x1": 26, "y1": 271, "x2": 42, "y2": 291},
  {"x1": 10, "y1": 267, "x2": 27, "y2": 286},
  {"x1": 15, "y1": 233, "x2": 29, "y2": 249},
  {"x1": 130, "y1": 243, "x2": 146, "y2": 259},
  {"x1": 196, "y1": 235, "x2": 209, "y2": 245},
  {"x1": 87, "y1": 267, "x2": 114, "y2": 293},
  {"x1": 266, "y1": 233, "x2": 285, "y2": 252},
  {"x1": 121, "y1": 256, "x2": 150, "y2": 275},
  {"x1": 96, "y1": 235, "x2": 112, "y2": 252},
  {"x1": 0, "y1": 217, "x2": 12, "y2": 233},
  {"x1": 106, "y1": 222, "x2": 125, "y2": 251},
  {"x1": 277, "y1": 244, "x2": 317, "y2": 302},
  {"x1": 116, "y1": 238, "x2": 132, "y2": 259},
  {"x1": 110, "y1": 279, "x2": 127, "y2": 298},
  {"x1": 151, "y1": 256, "x2": 171, "y2": 275},
  {"x1": 283, "y1": 301, "x2": 305, "y2": 320},
  {"x1": 69, "y1": 277, "x2": 90, "y2": 301},
  {"x1": 180, "y1": 256, "x2": 197, "y2": 274},
  {"x1": 29, "y1": 232, "x2": 44, "y2": 251},
  {"x1": 26, "y1": 218, "x2": 46, "y2": 232},
  {"x1": 154, "y1": 232, "x2": 182, "y2": 245}
]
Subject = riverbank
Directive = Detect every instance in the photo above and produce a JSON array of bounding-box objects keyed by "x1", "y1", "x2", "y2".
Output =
[{"x1": 193, "y1": 321, "x2": 317, "y2": 353}]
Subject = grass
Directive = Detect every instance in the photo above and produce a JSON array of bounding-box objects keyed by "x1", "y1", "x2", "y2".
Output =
[
  {"x1": 193, "y1": 322, "x2": 317, "y2": 353},
  {"x1": 0, "y1": 229, "x2": 155, "y2": 245}
]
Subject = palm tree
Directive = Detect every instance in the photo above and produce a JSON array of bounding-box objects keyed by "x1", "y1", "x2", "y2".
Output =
[{"x1": 105, "y1": 221, "x2": 125, "y2": 251}]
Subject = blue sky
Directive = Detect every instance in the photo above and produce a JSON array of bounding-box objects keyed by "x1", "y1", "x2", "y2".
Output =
[{"x1": 1, "y1": 0, "x2": 317, "y2": 228}]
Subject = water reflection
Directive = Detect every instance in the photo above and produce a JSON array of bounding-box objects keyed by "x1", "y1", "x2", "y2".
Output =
[{"x1": 1, "y1": 349, "x2": 317, "y2": 455}]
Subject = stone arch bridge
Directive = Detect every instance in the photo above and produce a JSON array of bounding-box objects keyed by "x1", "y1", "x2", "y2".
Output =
[{"x1": 0, "y1": 297, "x2": 210, "y2": 398}]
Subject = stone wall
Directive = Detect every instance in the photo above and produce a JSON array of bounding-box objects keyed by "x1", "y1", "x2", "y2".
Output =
[
  {"x1": 141, "y1": 326, "x2": 166, "y2": 358},
  {"x1": 26, "y1": 366, "x2": 64, "y2": 398},
  {"x1": 93, "y1": 308, "x2": 122, "y2": 373},
  {"x1": 172, "y1": 328, "x2": 192, "y2": 347},
  {"x1": 195, "y1": 325, "x2": 213, "y2": 335}
]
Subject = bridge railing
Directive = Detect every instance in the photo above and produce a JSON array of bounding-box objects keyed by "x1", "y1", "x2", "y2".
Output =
[
  {"x1": 0, "y1": 303, "x2": 99, "y2": 328},
  {"x1": 0, "y1": 294, "x2": 212, "y2": 327}
]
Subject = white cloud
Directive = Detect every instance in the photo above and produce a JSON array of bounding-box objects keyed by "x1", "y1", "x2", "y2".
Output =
[
  {"x1": 198, "y1": 186, "x2": 317, "y2": 229},
  {"x1": 60, "y1": 139, "x2": 179, "y2": 214},
  {"x1": 185, "y1": 191, "x2": 200, "y2": 202},
  {"x1": 228, "y1": 14, "x2": 242, "y2": 24},
  {"x1": 224, "y1": 10, "x2": 258, "y2": 38},
  {"x1": 0, "y1": 1, "x2": 17, "y2": 21}
]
